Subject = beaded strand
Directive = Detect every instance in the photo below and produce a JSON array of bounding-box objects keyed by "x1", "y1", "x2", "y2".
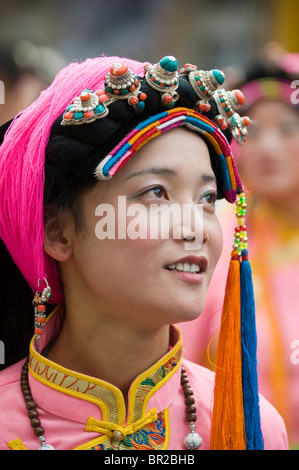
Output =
[
  {"x1": 20, "y1": 359, "x2": 55, "y2": 450},
  {"x1": 20, "y1": 359, "x2": 201, "y2": 450},
  {"x1": 233, "y1": 192, "x2": 248, "y2": 256},
  {"x1": 181, "y1": 365, "x2": 202, "y2": 450}
]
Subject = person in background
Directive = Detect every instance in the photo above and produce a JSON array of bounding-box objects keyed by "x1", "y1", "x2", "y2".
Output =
[
  {"x1": 179, "y1": 43, "x2": 299, "y2": 449},
  {"x1": 0, "y1": 38, "x2": 66, "y2": 125}
]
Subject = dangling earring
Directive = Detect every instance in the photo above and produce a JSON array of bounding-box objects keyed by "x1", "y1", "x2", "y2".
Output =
[{"x1": 33, "y1": 278, "x2": 51, "y2": 354}]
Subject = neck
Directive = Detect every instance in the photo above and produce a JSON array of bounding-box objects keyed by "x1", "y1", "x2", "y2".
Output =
[{"x1": 46, "y1": 298, "x2": 170, "y2": 399}]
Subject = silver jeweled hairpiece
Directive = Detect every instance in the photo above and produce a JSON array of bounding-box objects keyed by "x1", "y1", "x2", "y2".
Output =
[{"x1": 61, "y1": 55, "x2": 251, "y2": 143}]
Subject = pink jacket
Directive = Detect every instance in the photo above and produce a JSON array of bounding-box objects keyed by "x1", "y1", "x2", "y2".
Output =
[{"x1": 0, "y1": 308, "x2": 288, "y2": 450}]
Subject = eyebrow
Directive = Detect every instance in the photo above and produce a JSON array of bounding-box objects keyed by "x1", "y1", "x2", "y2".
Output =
[
  {"x1": 125, "y1": 167, "x2": 217, "y2": 184},
  {"x1": 125, "y1": 168, "x2": 177, "y2": 180},
  {"x1": 201, "y1": 174, "x2": 217, "y2": 184}
]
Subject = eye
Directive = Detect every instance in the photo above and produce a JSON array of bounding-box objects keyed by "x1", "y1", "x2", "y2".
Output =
[
  {"x1": 199, "y1": 191, "x2": 217, "y2": 206},
  {"x1": 247, "y1": 124, "x2": 260, "y2": 139},
  {"x1": 279, "y1": 120, "x2": 299, "y2": 135},
  {"x1": 134, "y1": 184, "x2": 168, "y2": 201},
  {"x1": 149, "y1": 186, "x2": 166, "y2": 198}
]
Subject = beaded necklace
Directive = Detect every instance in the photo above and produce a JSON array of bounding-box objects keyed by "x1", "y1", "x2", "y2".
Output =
[{"x1": 21, "y1": 359, "x2": 202, "y2": 450}]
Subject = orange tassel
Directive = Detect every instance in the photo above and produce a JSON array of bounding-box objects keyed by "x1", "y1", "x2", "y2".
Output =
[{"x1": 210, "y1": 254, "x2": 246, "y2": 450}]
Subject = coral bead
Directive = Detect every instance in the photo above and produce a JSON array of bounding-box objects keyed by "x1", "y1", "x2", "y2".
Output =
[
  {"x1": 129, "y1": 96, "x2": 139, "y2": 105},
  {"x1": 234, "y1": 89, "x2": 245, "y2": 106},
  {"x1": 83, "y1": 111, "x2": 95, "y2": 118},
  {"x1": 99, "y1": 94, "x2": 109, "y2": 103},
  {"x1": 63, "y1": 112, "x2": 74, "y2": 120},
  {"x1": 198, "y1": 102, "x2": 211, "y2": 112},
  {"x1": 110, "y1": 62, "x2": 128, "y2": 77},
  {"x1": 34, "y1": 328, "x2": 43, "y2": 335},
  {"x1": 80, "y1": 91, "x2": 91, "y2": 102},
  {"x1": 243, "y1": 116, "x2": 251, "y2": 126},
  {"x1": 163, "y1": 95, "x2": 173, "y2": 105}
]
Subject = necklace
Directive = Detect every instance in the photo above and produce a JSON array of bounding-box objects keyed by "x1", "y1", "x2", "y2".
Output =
[{"x1": 21, "y1": 359, "x2": 202, "y2": 450}]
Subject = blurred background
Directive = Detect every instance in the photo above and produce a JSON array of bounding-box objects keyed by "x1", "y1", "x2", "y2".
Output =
[
  {"x1": 0, "y1": 0, "x2": 298, "y2": 108},
  {"x1": 1, "y1": 0, "x2": 299, "y2": 448}
]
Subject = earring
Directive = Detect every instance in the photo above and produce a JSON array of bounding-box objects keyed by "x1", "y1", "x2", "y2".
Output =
[{"x1": 33, "y1": 278, "x2": 51, "y2": 354}]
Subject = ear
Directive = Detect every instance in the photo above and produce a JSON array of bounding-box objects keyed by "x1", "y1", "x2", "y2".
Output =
[
  {"x1": 43, "y1": 206, "x2": 74, "y2": 262},
  {"x1": 43, "y1": 236, "x2": 72, "y2": 262}
]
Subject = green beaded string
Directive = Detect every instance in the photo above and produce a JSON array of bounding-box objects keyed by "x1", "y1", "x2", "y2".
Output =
[{"x1": 233, "y1": 193, "x2": 248, "y2": 256}]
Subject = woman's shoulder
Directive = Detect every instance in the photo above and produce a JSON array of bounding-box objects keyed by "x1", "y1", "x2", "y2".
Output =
[{"x1": 0, "y1": 359, "x2": 24, "y2": 389}]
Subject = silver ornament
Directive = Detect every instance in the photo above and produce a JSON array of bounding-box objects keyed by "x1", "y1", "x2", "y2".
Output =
[
  {"x1": 184, "y1": 431, "x2": 202, "y2": 450},
  {"x1": 38, "y1": 437, "x2": 55, "y2": 450},
  {"x1": 39, "y1": 443, "x2": 56, "y2": 450}
]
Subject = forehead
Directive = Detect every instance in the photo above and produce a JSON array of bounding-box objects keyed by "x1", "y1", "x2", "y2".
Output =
[
  {"x1": 114, "y1": 127, "x2": 212, "y2": 178},
  {"x1": 249, "y1": 99, "x2": 299, "y2": 121}
]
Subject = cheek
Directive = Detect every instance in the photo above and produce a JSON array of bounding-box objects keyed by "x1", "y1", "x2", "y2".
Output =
[
  {"x1": 285, "y1": 139, "x2": 299, "y2": 167},
  {"x1": 208, "y1": 219, "x2": 224, "y2": 274},
  {"x1": 237, "y1": 146, "x2": 259, "y2": 180}
]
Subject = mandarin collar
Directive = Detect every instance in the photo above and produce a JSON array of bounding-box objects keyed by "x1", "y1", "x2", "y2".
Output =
[{"x1": 28, "y1": 306, "x2": 183, "y2": 429}]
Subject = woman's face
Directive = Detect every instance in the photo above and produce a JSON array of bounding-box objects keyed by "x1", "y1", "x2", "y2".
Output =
[
  {"x1": 64, "y1": 127, "x2": 223, "y2": 330},
  {"x1": 238, "y1": 100, "x2": 299, "y2": 203}
]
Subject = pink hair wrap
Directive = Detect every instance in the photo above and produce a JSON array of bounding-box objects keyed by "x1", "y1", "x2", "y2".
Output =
[{"x1": 0, "y1": 56, "x2": 148, "y2": 303}]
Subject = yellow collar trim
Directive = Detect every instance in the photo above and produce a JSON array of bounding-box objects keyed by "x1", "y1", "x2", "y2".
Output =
[{"x1": 29, "y1": 309, "x2": 182, "y2": 427}]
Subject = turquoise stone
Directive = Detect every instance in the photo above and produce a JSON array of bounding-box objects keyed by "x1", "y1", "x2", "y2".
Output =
[
  {"x1": 212, "y1": 69, "x2": 225, "y2": 85},
  {"x1": 94, "y1": 105, "x2": 105, "y2": 114},
  {"x1": 159, "y1": 56, "x2": 178, "y2": 72},
  {"x1": 136, "y1": 101, "x2": 145, "y2": 111},
  {"x1": 73, "y1": 112, "x2": 83, "y2": 120}
]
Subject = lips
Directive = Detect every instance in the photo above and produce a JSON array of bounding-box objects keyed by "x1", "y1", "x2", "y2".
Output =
[{"x1": 164, "y1": 256, "x2": 208, "y2": 274}]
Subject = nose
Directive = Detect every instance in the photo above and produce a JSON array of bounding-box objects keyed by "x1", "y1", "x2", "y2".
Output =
[
  {"x1": 173, "y1": 203, "x2": 209, "y2": 250},
  {"x1": 254, "y1": 128, "x2": 284, "y2": 158}
]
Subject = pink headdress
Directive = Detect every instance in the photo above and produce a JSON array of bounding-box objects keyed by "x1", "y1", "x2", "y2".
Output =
[{"x1": 0, "y1": 56, "x2": 148, "y2": 303}]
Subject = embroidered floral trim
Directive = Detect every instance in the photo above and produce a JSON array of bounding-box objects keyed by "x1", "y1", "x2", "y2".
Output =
[{"x1": 88, "y1": 410, "x2": 167, "y2": 450}]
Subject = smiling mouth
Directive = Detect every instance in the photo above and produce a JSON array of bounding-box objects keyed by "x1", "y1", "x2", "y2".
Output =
[
  {"x1": 165, "y1": 262, "x2": 201, "y2": 273},
  {"x1": 164, "y1": 255, "x2": 208, "y2": 273}
]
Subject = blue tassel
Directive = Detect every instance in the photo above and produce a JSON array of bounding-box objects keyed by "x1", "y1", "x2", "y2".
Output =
[{"x1": 240, "y1": 250, "x2": 264, "y2": 450}]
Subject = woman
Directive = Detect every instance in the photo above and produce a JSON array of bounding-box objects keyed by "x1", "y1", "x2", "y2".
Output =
[
  {"x1": 0, "y1": 55, "x2": 288, "y2": 450},
  {"x1": 180, "y1": 50, "x2": 299, "y2": 448}
]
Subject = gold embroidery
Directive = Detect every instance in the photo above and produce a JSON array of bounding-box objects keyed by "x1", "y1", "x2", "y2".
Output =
[
  {"x1": 7, "y1": 439, "x2": 28, "y2": 450},
  {"x1": 29, "y1": 310, "x2": 182, "y2": 450}
]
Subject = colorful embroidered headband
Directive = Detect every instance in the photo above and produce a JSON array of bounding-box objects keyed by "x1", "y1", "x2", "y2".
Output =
[{"x1": 94, "y1": 107, "x2": 242, "y2": 204}]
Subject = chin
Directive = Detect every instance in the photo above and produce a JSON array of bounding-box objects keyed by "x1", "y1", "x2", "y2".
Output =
[{"x1": 166, "y1": 301, "x2": 205, "y2": 325}]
